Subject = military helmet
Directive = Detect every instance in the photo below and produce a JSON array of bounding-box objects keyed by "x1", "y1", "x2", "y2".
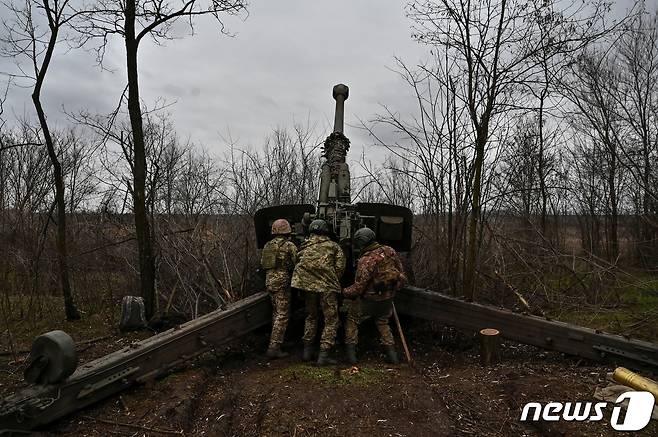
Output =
[
  {"x1": 271, "y1": 219, "x2": 292, "y2": 235},
  {"x1": 309, "y1": 219, "x2": 329, "y2": 235},
  {"x1": 353, "y1": 227, "x2": 376, "y2": 250}
]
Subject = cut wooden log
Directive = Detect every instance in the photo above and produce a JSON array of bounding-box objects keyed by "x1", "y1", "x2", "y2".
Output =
[{"x1": 479, "y1": 328, "x2": 500, "y2": 366}]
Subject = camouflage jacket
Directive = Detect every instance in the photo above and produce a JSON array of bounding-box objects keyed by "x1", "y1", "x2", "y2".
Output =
[
  {"x1": 261, "y1": 236, "x2": 298, "y2": 292},
  {"x1": 343, "y1": 243, "x2": 407, "y2": 301},
  {"x1": 291, "y1": 234, "x2": 346, "y2": 293}
]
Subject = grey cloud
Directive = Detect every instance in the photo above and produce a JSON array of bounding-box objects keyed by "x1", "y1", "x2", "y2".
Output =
[{"x1": 0, "y1": 0, "x2": 428, "y2": 156}]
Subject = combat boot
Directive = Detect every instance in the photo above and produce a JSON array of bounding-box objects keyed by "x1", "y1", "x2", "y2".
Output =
[
  {"x1": 266, "y1": 346, "x2": 289, "y2": 359},
  {"x1": 317, "y1": 349, "x2": 337, "y2": 366},
  {"x1": 384, "y1": 345, "x2": 399, "y2": 364},
  {"x1": 345, "y1": 344, "x2": 358, "y2": 364},
  {"x1": 302, "y1": 343, "x2": 314, "y2": 362}
]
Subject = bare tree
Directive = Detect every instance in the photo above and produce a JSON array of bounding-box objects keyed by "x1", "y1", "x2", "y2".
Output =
[
  {"x1": 406, "y1": 0, "x2": 611, "y2": 300},
  {"x1": 72, "y1": 0, "x2": 247, "y2": 317},
  {"x1": 613, "y1": 5, "x2": 658, "y2": 262},
  {"x1": 563, "y1": 50, "x2": 628, "y2": 261},
  {"x1": 1, "y1": 0, "x2": 81, "y2": 319},
  {"x1": 361, "y1": 53, "x2": 472, "y2": 293},
  {"x1": 220, "y1": 123, "x2": 322, "y2": 214},
  {"x1": 569, "y1": 133, "x2": 607, "y2": 257},
  {"x1": 58, "y1": 128, "x2": 98, "y2": 213}
]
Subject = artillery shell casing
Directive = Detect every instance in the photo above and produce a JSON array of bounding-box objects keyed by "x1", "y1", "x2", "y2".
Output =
[{"x1": 613, "y1": 367, "x2": 658, "y2": 401}]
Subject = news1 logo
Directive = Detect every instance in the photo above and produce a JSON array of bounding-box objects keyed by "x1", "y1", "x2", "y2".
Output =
[{"x1": 520, "y1": 391, "x2": 655, "y2": 431}]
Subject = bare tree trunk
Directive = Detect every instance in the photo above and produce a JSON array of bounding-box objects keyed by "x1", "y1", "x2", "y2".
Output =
[
  {"x1": 608, "y1": 149, "x2": 619, "y2": 260},
  {"x1": 538, "y1": 89, "x2": 548, "y2": 236},
  {"x1": 464, "y1": 129, "x2": 487, "y2": 301},
  {"x1": 642, "y1": 139, "x2": 654, "y2": 261},
  {"x1": 31, "y1": 4, "x2": 80, "y2": 321},
  {"x1": 125, "y1": 0, "x2": 156, "y2": 319}
]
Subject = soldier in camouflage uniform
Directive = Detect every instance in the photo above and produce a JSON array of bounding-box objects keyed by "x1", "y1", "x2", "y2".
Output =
[
  {"x1": 261, "y1": 219, "x2": 298, "y2": 359},
  {"x1": 343, "y1": 227, "x2": 407, "y2": 364},
  {"x1": 291, "y1": 219, "x2": 346, "y2": 365}
]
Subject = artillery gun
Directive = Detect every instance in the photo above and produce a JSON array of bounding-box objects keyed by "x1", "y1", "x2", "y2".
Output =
[
  {"x1": 2, "y1": 85, "x2": 658, "y2": 434},
  {"x1": 254, "y1": 84, "x2": 413, "y2": 278}
]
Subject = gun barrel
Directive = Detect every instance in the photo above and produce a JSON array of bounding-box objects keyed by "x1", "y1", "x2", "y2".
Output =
[{"x1": 332, "y1": 84, "x2": 349, "y2": 133}]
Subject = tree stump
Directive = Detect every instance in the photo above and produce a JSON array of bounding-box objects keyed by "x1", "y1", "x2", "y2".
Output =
[{"x1": 479, "y1": 328, "x2": 500, "y2": 366}]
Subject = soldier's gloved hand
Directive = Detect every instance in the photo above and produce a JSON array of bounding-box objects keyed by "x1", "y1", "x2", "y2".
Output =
[{"x1": 342, "y1": 289, "x2": 357, "y2": 300}]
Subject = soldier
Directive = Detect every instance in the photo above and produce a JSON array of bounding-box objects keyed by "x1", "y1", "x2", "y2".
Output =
[
  {"x1": 291, "y1": 219, "x2": 346, "y2": 365},
  {"x1": 343, "y1": 227, "x2": 407, "y2": 364},
  {"x1": 260, "y1": 219, "x2": 298, "y2": 359}
]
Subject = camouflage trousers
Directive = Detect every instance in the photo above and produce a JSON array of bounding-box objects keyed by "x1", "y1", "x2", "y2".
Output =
[
  {"x1": 344, "y1": 297, "x2": 395, "y2": 346},
  {"x1": 268, "y1": 287, "x2": 291, "y2": 349},
  {"x1": 302, "y1": 291, "x2": 339, "y2": 351}
]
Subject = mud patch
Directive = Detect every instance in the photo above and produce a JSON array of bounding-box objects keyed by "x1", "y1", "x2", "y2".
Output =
[{"x1": 189, "y1": 356, "x2": 452, "y2": 436}]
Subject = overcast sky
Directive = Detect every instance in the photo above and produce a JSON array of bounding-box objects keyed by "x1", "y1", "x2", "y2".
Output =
[{"x1": 0, "y1": 0, "x2": 428, "y2": 162}]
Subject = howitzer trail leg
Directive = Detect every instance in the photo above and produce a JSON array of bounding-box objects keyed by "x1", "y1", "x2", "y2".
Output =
[
  {"x1": 1, "y1": 292, "x2": 272, "y2": 433},
  {"x1": 395, "y1": 286, "x2": 658, "y2": 371}
]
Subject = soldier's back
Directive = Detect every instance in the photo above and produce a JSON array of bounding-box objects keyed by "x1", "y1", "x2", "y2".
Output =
[
  {"x1": 292, "y1": 235, "x2": 342, "y2": 293},
  {"x1": 262, "y1": 237, "x2": 296, "y2": 291}
]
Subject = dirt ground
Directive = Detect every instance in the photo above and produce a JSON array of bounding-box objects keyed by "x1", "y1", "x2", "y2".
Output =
[{"x1": 8, "y1": 320, "x2": 653, "y2": 437}]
